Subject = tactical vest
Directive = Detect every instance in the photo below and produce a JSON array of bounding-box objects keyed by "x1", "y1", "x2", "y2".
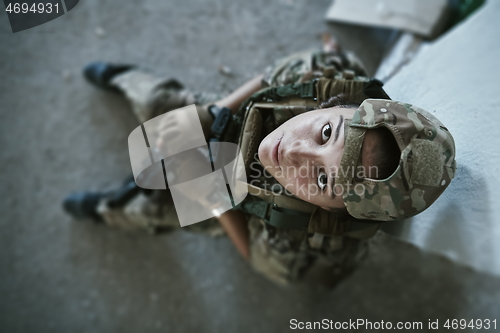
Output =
[{"x1": 228, "y1": 69, "x2": 392, "y2": 241}]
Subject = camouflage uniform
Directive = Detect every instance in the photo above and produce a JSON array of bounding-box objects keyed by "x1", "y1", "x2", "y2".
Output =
[
  {"x1": 239, "y1": 65, "x2": 456, "y2": 286},
  {"x1": 241, "y1": 98, "x2": 456, "y2": 286},
  {"x1": 261, "y1": 48, "x2": 366, "y2": 87},
  {"x1": 98, "y1": 70, "x2": 224, "y2": 235},
  {"x1": 96, "y1": 48, "x2": 375, "y2": 287}
]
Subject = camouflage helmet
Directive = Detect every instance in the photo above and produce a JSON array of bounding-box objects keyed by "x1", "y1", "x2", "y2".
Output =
[{"x1": 335, "y1": 99, "x2": 457, "y2": 221}]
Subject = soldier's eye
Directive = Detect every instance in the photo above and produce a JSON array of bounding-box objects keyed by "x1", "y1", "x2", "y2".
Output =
[
  {"x1": 321, "y1": 123, "x2": 332, "y2": 143},
  {"x1": 317, "y1": 170, "x2": 328, "y2": 191}
]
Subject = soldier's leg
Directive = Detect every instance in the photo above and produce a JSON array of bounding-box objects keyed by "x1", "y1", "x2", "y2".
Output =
[
  {"x1": 99, "y1": 72, "x2": 222, "y2": 232},
  {"x1": 67, "y1": 64, "x2": 224, "y2": 233},
  {"x1": 97, "y1": 189, "x2": 177, "y2": 233},
  {"x1": 110, "y1": 69, "x2": 222, "y2": 123},
  {"x1": 64, "y1": 179, "x2": 225, "y2": 236},
  {"x1": 96, "y1": 190, "x2": 224, "y2": 236}
]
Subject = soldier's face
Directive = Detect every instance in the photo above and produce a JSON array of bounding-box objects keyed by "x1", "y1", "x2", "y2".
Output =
[{"x1": 258, "y1": 107, "x2": 359, "y2": 209}]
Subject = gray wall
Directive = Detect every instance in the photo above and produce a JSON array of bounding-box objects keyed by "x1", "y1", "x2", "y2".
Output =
[{"x1": 382, "y1": 0, "x2": 500, "y2": 276}]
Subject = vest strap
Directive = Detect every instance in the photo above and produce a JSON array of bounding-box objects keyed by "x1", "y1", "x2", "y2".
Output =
[
  {"x1": 239, "y1": 199, "x2": 309, "y2": 230},
  {"x1": 245, "y1": 182, "x2": 316, "y2": 213},
  {"x1": 242, "y1": 183, "x2": 379, "y2": 238},
  {"x1": 254, "y1": 80, "x2": 318, "y2": 103},
  {"x1": 268, "y1": 206, "x2": 310, "y2": 230}
]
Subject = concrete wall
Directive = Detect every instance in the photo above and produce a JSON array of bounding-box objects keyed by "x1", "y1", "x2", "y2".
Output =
[{"x1": 382, "y1": 0, "x2": 500, "y2": 276}]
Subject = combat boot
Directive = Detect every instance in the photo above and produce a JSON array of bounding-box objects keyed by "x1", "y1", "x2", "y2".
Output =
[
  {"x1": 83, "y1": 62, "x2": 135, "y2": 93},
  {"x1": 62, "y1": 191, "x2": 105, "y2": 221}
]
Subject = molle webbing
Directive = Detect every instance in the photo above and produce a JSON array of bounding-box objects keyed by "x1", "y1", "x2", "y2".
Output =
[
  {"x1": 240, "y1": 198, "x2": 379, "y2": 238},
  {"x1": 316, "y1": 77, "x2": 367, "y2": 104},
  {"x1": 239, "y1": 199, "x2": 311, "y2": 231},
  {"x1": 249, "y1": 80, "x2": 317, "y2": 104},
  {"x1": 242, "y1": 183, "x2": 379, "y2": 238},
  {"x1": 232, "y1": 83, "x2": 316, "y2": 139},
  {"x1": 235, "y1": 75, "x2": 390, "y2": 123},
  {"x1": 242, "y1": 183, "x2": 315, "y2": 231},
  {"x1": 245, "y1": 76, "x2": 390, "y2": 108}
]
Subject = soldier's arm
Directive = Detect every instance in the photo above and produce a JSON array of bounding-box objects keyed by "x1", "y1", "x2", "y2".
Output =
[
  {"x1": 159, "y1": 74, "x2": 264, "y2": 146},
  {"x1": 195, "y1": 74, "x2": 263, "y2": 138},
  {"x1": 217, "y1": 209, "x2": 250, "y2": 260},
  {"x1": 214, "y1": 74, "x2": 264, "y2": 113},
  {"x1": 207, "y1": 76, "x2": 264, "y2": 259}
]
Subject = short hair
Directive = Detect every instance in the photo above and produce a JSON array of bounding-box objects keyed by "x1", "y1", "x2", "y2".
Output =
[
  {"x1": 318, "y1": 93, "x2": 358, "y2": 110},
  {"x1": 366, "y1": 127, "x2": 400, "y2": 180},
  {"x1": 319, "y1": 94, "x2": 400, "y2": 180}
]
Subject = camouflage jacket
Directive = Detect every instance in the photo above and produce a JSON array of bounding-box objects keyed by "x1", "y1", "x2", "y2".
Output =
[{"x1": 225, "y1": 49, "x2": 382, "y2": 286}]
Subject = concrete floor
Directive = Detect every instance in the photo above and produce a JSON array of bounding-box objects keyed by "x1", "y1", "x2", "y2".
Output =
[{"x1": 1, "y1": 0, "x2": 499, "y2": 332}]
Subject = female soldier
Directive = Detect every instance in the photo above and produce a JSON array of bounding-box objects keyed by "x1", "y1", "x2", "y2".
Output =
[{"x1": 64, "y1": 43, "x2": 456, "y2": 286}]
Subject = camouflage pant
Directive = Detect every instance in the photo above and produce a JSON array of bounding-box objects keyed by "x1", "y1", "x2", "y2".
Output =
[
  {"x1": 97, "y1": 69, "x2": 224, "y2": 235},
  {"x1": 96, "y1": 49, "x2": 368, "y2": 286},
  {"x1": 111, "y1": 70, "x2": 222, "y2": 123}
]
